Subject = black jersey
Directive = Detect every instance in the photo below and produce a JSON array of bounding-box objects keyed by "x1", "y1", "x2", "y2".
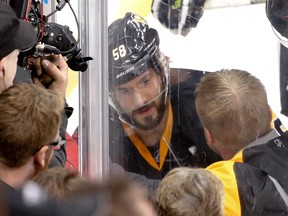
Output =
[{"x1": 109, "y1": 68, "x2": 222, "y2": 179}]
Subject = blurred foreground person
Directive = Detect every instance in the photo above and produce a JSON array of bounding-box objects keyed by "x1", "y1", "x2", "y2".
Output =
[
  {"x1": 2, "y1": 180, "x2": 102, "y2": 216},
  {"x1": 73, "y1": 175, "x2": 158, "y2": 216},
  {"x1": 32, "y1": 170, "x2": 157, "y2": 216},
  {"x1": 195, "y1": 69, "x2": 288, "y2": 215},
  {"x1": 32, "y1": 167, "x2": 91, "y2": 199},
  {"x1": 153, "y1": 167, "x2": 224, "y2": 216}
]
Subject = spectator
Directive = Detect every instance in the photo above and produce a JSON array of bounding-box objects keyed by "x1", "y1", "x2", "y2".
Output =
[
  {"x1": 0, "y1": 1, "x2": 72, "y2": 167},
  {"x1": 195, "y1": 69, "x2": 288, "y2": 215},
  {"x1": 32, "y1": 168, "x2": 157, "y2": 216},
  {"x1": 32, "y1": 167, "x2": 90, "y2": 199},
  {"x1": 0, "y1": 83, "x2": 63, "y2": 194},
  {"x1": 2, "y1": 180, "x2": 101, "y2": 216},
  {"x1": 71, "y1": 175, "x2": 158, "y2": 216},
  {"x1": 153, "y1": 167, "x2": 224, "y2": 216}
]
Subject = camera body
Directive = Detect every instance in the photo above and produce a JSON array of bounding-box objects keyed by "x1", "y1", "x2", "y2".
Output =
[
  {"x1": 35, "y1": 22, "x2": 92, "y2": 72},
  {"x1": 15, "y1": 0, "x2": 92, "y2": 72}
]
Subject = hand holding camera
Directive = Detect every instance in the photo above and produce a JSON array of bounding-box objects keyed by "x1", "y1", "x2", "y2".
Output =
[
  {"x1": 17, "y1": 0, "x2": 92, "y2": 96},
  {"x1": 32, "y1": 54, "x2": 68, "y2": 98}
]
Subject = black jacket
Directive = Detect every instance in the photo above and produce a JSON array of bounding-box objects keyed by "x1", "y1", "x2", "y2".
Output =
[
  {"x1": 109, "y1": 69, "x2": 222, "y2": 179},
  {"x1": 207, "y1": 130, "x2": 288, "y2": 215}
]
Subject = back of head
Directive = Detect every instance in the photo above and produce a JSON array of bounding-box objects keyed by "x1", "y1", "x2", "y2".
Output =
[
  {"x1": 195, "y1": 69, "x2": 271, "y2": 151},
  {"x1": 0, "y1": 83, "x2": 64, "y2": 167},
  {"x1": 103, "y1": 175, "x2": 155, "y2": 216},
  {"x1": 266, "y1": 0, "x2": 288, "y2": 48},
  {"x1": 153, "y1": 167, "x2": 224, "y2": 216},
  {"x1": 3, "y1": 180, "x2": 102, "y2": 216},
  {"x1": 55, "y1": 174, "x2": 157, "y2": 216},
  {"x1": 97, "y1": 175, "x2": 156, "y2": 216},
  {"x1": 7, "y1": 174, "x2": 156, "y2": 216},
  {"x1": 32, "y1": 167, "x2": 88, "y2": 200}
]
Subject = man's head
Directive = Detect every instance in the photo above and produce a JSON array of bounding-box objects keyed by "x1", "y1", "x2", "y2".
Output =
[
  {"x1": 266, "y1": 0, "x2": 288, "y2": 48},
  {"x1": 32, "y1": 167, "x2": 89, "y2": 200},
  {"x1": 0, "y1": 83, "x2": 63, "y2": 174},
  {"x1": 108, "y1": 12, "x2": 169, "y2": 130},
  {"x1": 195, "y1": 69, "x2": 272, "y2": 159},
  {"x1": 0, "y1": 2, "x2": 36, "y2": 91},
  {"x1": 153, "y1": 167, "x2": 224, "y2": 216}
]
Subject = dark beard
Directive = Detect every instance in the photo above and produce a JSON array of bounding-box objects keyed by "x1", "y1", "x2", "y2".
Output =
[
  {"x1": 117, "y1": 76, "x2": 169, "y2": 130},
  {"x1": 131, "y1": 95, "x2": 166, "y2": 131}
]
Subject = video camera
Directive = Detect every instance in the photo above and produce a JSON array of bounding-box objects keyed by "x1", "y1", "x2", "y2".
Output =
[{"x1": 8, "y1": 0, "x2": 92, "y2": 72}]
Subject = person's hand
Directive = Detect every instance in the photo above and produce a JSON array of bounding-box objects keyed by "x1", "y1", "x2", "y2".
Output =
[{"x1": 32, "y1": 54, "x2": 68, "y2": 98}]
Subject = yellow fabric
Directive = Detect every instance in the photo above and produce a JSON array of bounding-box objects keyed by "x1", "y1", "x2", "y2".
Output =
[
  {"x1": 206, "y1": 151, "x2": 243, "y2": 216},
  {"x1": 271, "y1": 111, "x2": 287, "y2": 133},
  {"x1": 205, "y1": 110, "x2": 284, "y2": 216},
  {"x1": 123, "y1": 102, "x2": 173, "y2": 171},
  {"x1": 110, "y1": 0, "x2": 153, "y2": 22}
]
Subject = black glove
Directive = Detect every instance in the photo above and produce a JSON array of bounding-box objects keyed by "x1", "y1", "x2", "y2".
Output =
[{"x1": 151, "y1": 0, "x2": 206, "y2": 36}]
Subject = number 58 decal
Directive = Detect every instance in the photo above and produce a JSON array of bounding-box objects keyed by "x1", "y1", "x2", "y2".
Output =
[{"x1": 112, "y1": 44, "x2": 127, "y2": 60}]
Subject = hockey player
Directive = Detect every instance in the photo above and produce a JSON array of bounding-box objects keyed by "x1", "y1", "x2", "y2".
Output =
[{"x1": 108, "y1": 12, "x2": 222, "y2": 179}]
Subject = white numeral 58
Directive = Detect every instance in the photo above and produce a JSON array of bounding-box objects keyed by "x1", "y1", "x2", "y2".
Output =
[{"x1": 112, "y1": 44, "x2": 127, "y2": 60}]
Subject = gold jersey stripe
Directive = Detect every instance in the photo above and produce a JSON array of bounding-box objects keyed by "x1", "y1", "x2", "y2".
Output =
[{"x1": 123, "y1": 101, "x2": 173, "y2": 171}]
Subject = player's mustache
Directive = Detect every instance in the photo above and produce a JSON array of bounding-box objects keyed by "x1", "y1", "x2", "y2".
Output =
[
  {"x1": 132, "y1": 102, "x2": 154, "y2": 115},
  {"x1": 130, "y1": 87, "x2": 167, "y2": 114}
]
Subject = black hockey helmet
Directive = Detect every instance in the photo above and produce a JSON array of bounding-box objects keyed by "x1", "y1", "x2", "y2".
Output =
[
  {"x1": 266, "y1": 0, "x2": 288, "y2": 47},
  {"x1": 108, "y1": 13, "x2": 169, "y2": 129},
  {"x1": 108, "y1": 12, "x2": 163, "y2": 89}
]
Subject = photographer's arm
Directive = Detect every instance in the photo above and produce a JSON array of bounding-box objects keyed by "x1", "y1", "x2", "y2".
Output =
[{"x1": 33, "y1": 55, "x2": 73, "y2": 167}]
